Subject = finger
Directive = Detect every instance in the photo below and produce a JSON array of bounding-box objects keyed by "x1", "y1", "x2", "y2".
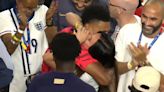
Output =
[
  {"x1": 143, "y1": 43, "x2": 149, "y2": 54},
  {"x1": 130, "y1": 42, "x2": 138, "y2": 49},
  {"x1": 128, "y1": 43, "x2": 138, "y2": 54},
  {"x1": 144, "y1": 43, "x2": 148, "y2": 50},
  {"x1": 50, "y1": 0, "x2": 58, "y2": 10}
]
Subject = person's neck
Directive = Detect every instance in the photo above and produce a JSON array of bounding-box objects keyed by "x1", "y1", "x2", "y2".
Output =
[
  {"x1": 55, "y1": 61, "x2": 75, "y2": 73},
  {"x1": 118, "y1": 14, "x2": 137, "y2": 28}
]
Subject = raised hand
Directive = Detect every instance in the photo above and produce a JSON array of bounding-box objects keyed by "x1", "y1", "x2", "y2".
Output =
[
  {"x1": 128, "y1": 42, "x2": 149, "y2": 66},
  {"x1": 46, "y1": 0, "x2": 58, "y2": 24},
  {"x1": 17, "y1": 1, "x2": 28, "y2": 30},
  {"x1": 74, "y1": 27, "x2": 90, "y2": 44}
]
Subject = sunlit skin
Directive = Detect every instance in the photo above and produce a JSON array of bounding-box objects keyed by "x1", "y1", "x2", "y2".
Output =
[
  {"x1": 141, "y1": 3, "x2": 164, "y2": 38},
  {"x1": 83, "y1": 21, "x2": 110, "y2": 49},
  {"x1": 72, "y1": 0, "x2": 93, "y2": 11}
]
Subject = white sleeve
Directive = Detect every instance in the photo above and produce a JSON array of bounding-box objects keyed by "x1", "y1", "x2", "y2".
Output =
[
  {"x1": 114, "y1": 27, "x2": 128, "y2": 62},
  {"x1": 0, "y1": 39, "x2": 14, "y2": 70},
  {"x1": 37, "y1": 5, "x2": 49, "y2": 55},
  {"x1": 0, "y1": 10, "x2": 15, "y2": 36},
  {"x1": 37, "y1": 5, "x2": 48, "y2": 29}
]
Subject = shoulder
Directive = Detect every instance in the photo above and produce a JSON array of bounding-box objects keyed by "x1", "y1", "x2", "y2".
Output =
[
  {"x1": 120, "y1": 16, "x2": 142, "y2": 35},
  {"x1": 35, "y1": 5, "x2": 48, "y2": 14},
  {"x1": 68, "y1": 75, "x2": 96, "y2": 92},
  {"x1": 0, "y1": 9, "x2": 14, "y2": 36},
  {"x1": 0, "y1": 9, "x2": 10, "y2": 18}
]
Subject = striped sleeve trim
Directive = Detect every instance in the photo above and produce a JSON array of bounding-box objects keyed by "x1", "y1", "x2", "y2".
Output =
[{"x1": 0, "y1": 30, "x2": 11, "y2": 36}]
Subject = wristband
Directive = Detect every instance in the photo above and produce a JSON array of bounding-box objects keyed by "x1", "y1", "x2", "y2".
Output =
[
  {"x1": 18, "y1": 29, "x2": 24, "y2": 34},
  {"x1": 12, "y1": 35, "x2": 21, "y2": 42}
]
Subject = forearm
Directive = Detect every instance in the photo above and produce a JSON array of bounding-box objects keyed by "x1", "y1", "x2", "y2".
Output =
[
  {"x1": 84, "y1": 62, "x2": 111, "y2": 86},
  {"x1": 45, "y1": 26, "x2": 57, "y2": 44},
  {"x1": 65, "y1": 12, "x2": 82, "y2": 26},
  {"x1": 1, "y1": 31, "x2": 23, "y2": 54},
  {"x1": 117, "y1": 60, "x2": 137, "y2": 75},
  {"x1": 160, "y1": 74, "x2": 164, "y2": 92},
  {"x1": 43, "y1": 51, "x2": 56, "y2": 70},
  {"x1": 117, "y1": 62, "x2": 130, "y2": 75}
]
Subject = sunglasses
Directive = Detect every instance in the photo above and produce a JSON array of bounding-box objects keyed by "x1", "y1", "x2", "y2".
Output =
[{"x1": 109, "y1": 3, "x2": 127, "y2": 11}]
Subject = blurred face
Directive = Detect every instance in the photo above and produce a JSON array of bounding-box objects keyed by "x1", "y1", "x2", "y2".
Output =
[
  {"x1": 72, "y1": 0, "x2": 93, "y2": 11},
  {"x1": 20, "y1": 0, "x2": 39, "y2": 18},
  {"x1": 108, "y1": 0, "x2": 126, "y2": 18},
  {"x1": 86, "y1": 21, "x2": 111, "y2": 34},
  {"x1": 141, "y1": 3, "x2": 164, "y2": 36},
  {"x1": 83, "y1": 21, "x2": 110, "y2": 48}
]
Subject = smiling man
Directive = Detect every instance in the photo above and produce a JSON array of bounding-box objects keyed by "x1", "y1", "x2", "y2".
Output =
[{"x1": 114, "y1": 0, "x2": 164, "y2": 92}]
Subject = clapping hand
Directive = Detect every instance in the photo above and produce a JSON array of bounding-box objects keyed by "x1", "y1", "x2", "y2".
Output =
[{"x1": 128, "y1": 42, "x2": 149, "y2": 66}]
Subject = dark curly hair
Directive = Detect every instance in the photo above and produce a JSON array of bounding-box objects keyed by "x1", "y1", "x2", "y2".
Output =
[
  {"x1": 52, "y1": 33, "x2": 81, "y2": 61},
  {"x1": 81, "y1": 5, "x2": 111, "y2": 25}
]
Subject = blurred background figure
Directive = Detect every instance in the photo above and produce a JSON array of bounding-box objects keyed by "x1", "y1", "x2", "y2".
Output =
[{"x1": 44, "y1": 0, "x2": 109, "y2": 31}]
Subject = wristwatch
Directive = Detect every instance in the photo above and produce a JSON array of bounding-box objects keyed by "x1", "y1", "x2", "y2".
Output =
[{"x1": 127, "y1": 61, "x2": 133, "y2": 70}]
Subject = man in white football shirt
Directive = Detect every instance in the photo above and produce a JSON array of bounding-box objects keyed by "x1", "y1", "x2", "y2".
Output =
[{"x1": 0, "y1": 0, "x2": 57, "y2": 92}]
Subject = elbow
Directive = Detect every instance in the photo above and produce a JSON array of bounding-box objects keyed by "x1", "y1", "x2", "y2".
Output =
[
  {"x1": 7, "y1": 48, "x2": 15, "y2": 55},
  {"x1": 97, "y1": 75, "x2": 111, "y2": 86},
  {"x1": 99, "y1": 79, "x2": 110, "y2": 86}
]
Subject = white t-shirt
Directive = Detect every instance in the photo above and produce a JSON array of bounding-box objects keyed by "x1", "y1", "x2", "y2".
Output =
[
  {"x1": 0, "y1": 5, "x2": 48, "y2": 92},
  {"x1": 0, "y1": 39, "x2": 13, "y2": 70},
  {"x1": 115, "y1": 15, "x2": 164, "y2": 92},
  {"x1": 115, "y1": 16, "x2": 142, "y2": 92},
  {"x1": 80, "y1": 72, "x2": 99, "y2": 92}
]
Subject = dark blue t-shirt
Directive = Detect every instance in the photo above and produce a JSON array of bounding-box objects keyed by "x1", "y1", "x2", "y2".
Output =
[
  {"x1": 0, "y1": 58, "x2": 13, "y2": 88},
  {"x1": 27, "y1": 71, "x2": 96, "y2": 92}
]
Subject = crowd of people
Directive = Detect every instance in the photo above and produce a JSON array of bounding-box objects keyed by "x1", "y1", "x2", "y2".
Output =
[{"x1": 0, "y1": 0, "x2": 164, "y2": 92}]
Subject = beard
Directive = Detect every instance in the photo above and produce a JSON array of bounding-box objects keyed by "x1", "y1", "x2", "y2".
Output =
[{"x1": 142, "y1": 21, "x2": 163, "y2": 36}]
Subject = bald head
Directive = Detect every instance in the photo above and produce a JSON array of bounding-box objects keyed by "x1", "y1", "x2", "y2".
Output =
[
  {"x1": 145, "y1": 0, "x2": 164, "y2": 17},
  {"x1": 110, "y1": 0, "x2": 138, "y2": 12},
  {"x1": 141, "y1": 0, "x2": 164, "y2": 37}
]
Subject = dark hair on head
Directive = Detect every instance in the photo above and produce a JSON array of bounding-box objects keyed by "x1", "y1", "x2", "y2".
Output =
[
  {"x1": 52, "y1": 32, "x2": 81, "y2": 61},
  {"x1": 81, "y1": 5, "x2": 111, "y2": 25},
  {"x1": 88, "y1": 32, "x2": 115, "y2": 68}
]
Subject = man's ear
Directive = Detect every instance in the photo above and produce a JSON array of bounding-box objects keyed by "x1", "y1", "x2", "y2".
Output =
[{"x1": 118, "y1": 8, "x2": 123, "y2": 14}]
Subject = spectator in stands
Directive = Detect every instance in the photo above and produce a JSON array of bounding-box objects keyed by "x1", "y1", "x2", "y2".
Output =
[
  {"x1": 43, "y1": 5, "x2": 113, "y2": 91},
  {"x1": 114, "y1": 0, "x2": 164, "y2": 91},
  {"x1": 0, "y1": 0, "x2": 57, "y2": 92},
  {"x1": 109, "y1": 0, "x2": 139, "y2": 43},
  {"x1": 44, "y1": 0, "x2": 108, "y2": 31}
]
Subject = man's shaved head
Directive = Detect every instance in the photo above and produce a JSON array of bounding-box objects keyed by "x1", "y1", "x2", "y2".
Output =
[
  {"x1": 110, "y1": 0, "x2": 138, "y2": 10},
  {"x1": 145, "y1": 0, "x2": 164, "y2": 18}
]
